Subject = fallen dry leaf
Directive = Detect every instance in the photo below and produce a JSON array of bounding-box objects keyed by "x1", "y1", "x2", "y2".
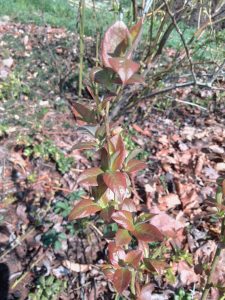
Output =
[
  {"x1": 62, "y1": 260, "x2": 91, "y2": 272},
  {"x1": 158, "y1": 193, "x2": 181, "y2": 210},
  {"x1": 174, "y1": 261, "x2": 199, "y2": 285}
]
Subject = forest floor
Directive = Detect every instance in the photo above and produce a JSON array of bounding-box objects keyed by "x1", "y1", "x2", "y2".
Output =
[{"x1": 0, "y1": 20, "x2": 225, "y2": 300}]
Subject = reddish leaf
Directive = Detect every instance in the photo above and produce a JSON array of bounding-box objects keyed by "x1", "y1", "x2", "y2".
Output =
[
  {"x1": 108, "y1": 57, "x2": 140, "y2": 85},
  {"x1": 125, "y1": 159, "x2": 146, "y2": 173},
  {"x1": 138, "y1": 241, "x2": 149, "y2": 257},
  {"x1": 112, "y1": 210, "x2": 135, "y2": 231},
  {"x1": 101, "y1": 21, "x2": 130, "y2": 68},
  {"x1": 111, "y1": 135, "x2": 126, "y2": 170},
  {"x1": 68, "y1": 199, "x2": 101, "y2": 220},
  {"x1": 72, "y1": 141, "x2": 97, "y2": 150},
  {"x1": 103, "y1": 172, "x2": 127, "y2": 201},
  {"x1": 143, "y1": 258, "x2": 168, "y2": 274},
  {"x1": 112, "y1": 268, "x2": 131, "y2": 294},
  {"x1": 133, "y1": 223, "x2": 164, "y2": 242},
  {"x1": 108, "y1": 242, "x2": 126, "y2": 267},
  {"x1": 73, "y1": 102, "x2": 96, "y2": 124},
  {"x1": 102, "y1": 265, "x2": 115, "y2": 281},
  {"x1": 78, "y1": 167, "x2": 104, "y2": 186},
  {"x1": 121, "y1": 198, "x2": 137, "y2": 212},
  {"x1": 125, "y1": 73, "x2": 145, "y2": 85},
  {"x1": 115, "y1": 229, "x2": 132, "y2": 246},
  {"x1": 125, "y1": 250, "x2": 142, "y2": 269}
]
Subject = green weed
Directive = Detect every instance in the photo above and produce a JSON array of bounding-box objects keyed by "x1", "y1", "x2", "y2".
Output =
[
  {"x1": 41, "y1": 229, "x2": 67, "y2": 251},
  {"x1": 22, "y1": 139, "x2": 74, "y2": 174},
  {"x1": 29, "y1": 275, "x2": 67, "y2": 300}
]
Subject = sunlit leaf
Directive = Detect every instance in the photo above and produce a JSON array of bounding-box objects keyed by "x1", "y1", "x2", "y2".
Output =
[
  {"x1": 112, "y1": 210, "x2": 135, "y2": 231},
  {"x1": 133, "y1": 223, "x2": 164, "y2": 242},
  {"x1": 126, "y1": 73, "x2": 145, "y2": 85},
  {"x1": 112, "y1": 268, "x2": 131, "y2": 294},
  {"x1": 110, "y1": 134, "x2": 126, "y2": 170},
  {"x1": 115, "y1": 229, "x2": 132, "y2": 246},
  {"x1": 108, "y1": 242, "x2": 126, "y2": 267},
  {"x1": 120, "y1": 198, "x2": 137, "y2": 212},
  {"x1": 68, "y1": 199, "x2": 101, "y2": 220},
  {"x1": 103, "y1": 171, "x2": 127, "y2": 201},
  {"x1": 78, "y1": 167, "x2": 104, "y2": 186},
  {"x1": 108, "y1": 57, "x2": 140, "y2": 85},
  {"x1": 101, "y1": 21, "x2": 130, "y2": 68},
  {"x1": 125, "y1": 159, "x2": 146, "y2": 173}
]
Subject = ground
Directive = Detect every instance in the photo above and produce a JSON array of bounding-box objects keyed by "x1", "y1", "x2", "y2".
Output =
[{"x1": 0, "y1": 16, "x2": 225, "y2": 300}]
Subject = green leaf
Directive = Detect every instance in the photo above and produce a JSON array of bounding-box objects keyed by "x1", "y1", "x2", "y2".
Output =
[
  {"x1": 112, "y1": 210, "x2": 135, "y2": 231},
  {"x1": 112, "y1": 268, "x2": 131, "y2": 294},
  {"x1": 133, "y1": 223, "x2": 164, "y2": 242},
  {"x1": 115, "y1": 229, "x2": 132, "y2": 246},
  {"x1": 72, "y1": 141, "x2": 97, "y2": 150},
  {"x1": 68, "y1": 199, "x2": 101, "y2": 220},
  {"x1": 125, "y1": 159, "x2": 146, "y2": 173}
]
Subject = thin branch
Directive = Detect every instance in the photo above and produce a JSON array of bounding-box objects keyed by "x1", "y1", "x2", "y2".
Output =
[
  {"x1": 174, "y1": 99, "x2": 208, "y2": 111},
  {"x1": 209, "y1": 59, "x2": 225, "y2": 86},
  {"x1": 162, "y1": 0, "x2": 197, "y2": 83}
]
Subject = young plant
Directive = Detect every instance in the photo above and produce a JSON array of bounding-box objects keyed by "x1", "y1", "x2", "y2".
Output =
[
  {"x1": 68, "y1": 19, "x2": 165, "y2": 297},
  {"x1": 29, "y1": 275, "x2": 67, "y2": 300},
  {"x1": 201, "y1": 177, "x2": 225, "y2": 300}
]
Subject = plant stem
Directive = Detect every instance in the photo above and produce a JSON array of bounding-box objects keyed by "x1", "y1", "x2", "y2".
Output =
[
  {"x1": 78, "y1": 0, "x2": 85, "y2": 97},
  {"x1": 105, "y1": 101, "x2": 110, "y2": 140},
  {"x1": 201, "y1": 216, "x2": 225, "y2": 300}
]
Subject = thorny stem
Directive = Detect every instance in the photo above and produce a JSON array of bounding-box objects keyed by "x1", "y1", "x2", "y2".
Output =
[{"x1": 201, "y1": 215, "x2": 225, "y2": 300}]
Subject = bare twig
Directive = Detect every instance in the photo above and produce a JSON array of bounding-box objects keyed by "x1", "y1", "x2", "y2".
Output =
[
  {"x1": 162, "y1": 0, "x2": 197, "y2": 83},
  {"x1": 78, "y1": 0, "x2": 85, "y2": 97},
  {"x1": 209, "y1": 59, "x2": 225, "y2": 86}
]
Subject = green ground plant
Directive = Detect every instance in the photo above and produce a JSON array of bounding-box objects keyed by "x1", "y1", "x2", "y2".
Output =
[
  {"x1": 29, "y1": 275, "x2": 67, "y2": 300},
  {"x1": 22, "y1": 138, "x2": 74, "y2": 174}
]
